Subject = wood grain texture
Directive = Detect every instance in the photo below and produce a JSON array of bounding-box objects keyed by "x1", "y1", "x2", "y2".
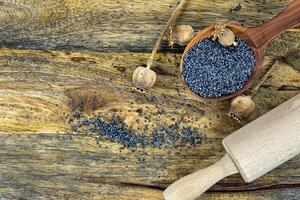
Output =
[
  {"x1": 246, "y1": 0, "x2": 300, "y2": 48},
  {"x1": 0, "y1": 0, "x2": 296, "y2": 52},
  {"x1": 0, "y1": 48, "x2": 299, "y2": 199},
  {"x1": 165, "y1": 93, "x2": 300, "y2": 200},
  {"x1": 0, "y1": 0, "x2": 299, "y2": 199},
  {"x1": 223, "y1": 94, "x2": 300, "y2": 182},
  {"x1": 164, "y1": 154, "x2": 239, "y2": 200}
]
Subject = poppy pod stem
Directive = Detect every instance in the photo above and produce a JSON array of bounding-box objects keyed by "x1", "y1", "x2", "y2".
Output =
[
  {"x1": 147, "y1": 0, "x2": 187, "y2": 69},
  {"x1": 132, "y1": 0, "x2": 187, "y2": 90},
  {"x1": 146, "y1": 59, "x2": 153, "y2": 69}
]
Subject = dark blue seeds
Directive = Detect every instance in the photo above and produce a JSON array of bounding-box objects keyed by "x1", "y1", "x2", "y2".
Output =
[
  {"x1": 182, "y1": 37, "x2": 256, "y2": 98},
  {"x1": 76, "y1": 116, "x2": 204, "y2": 149}
]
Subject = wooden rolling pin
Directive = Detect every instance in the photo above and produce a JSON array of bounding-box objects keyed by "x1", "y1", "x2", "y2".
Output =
[{"x1": 164, "y1": 94, "x2": 300, "y2": 200}]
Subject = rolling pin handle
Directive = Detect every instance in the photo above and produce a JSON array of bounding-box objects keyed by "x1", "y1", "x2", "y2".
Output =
[{"x1": 163, "y1": 153, "x2": 239, "y2": 200}]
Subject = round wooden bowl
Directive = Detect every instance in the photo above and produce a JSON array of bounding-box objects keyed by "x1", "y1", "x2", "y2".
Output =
[{"x1": 180, "y1": 24, "x2": 264, "y2": 101}]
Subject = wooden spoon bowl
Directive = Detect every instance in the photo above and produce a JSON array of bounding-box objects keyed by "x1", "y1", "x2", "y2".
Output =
[{"x1": 180, "y1": 0, "x2": 300, "y2": 101}]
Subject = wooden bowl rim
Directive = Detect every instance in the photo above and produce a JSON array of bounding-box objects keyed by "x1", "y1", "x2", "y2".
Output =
[{"x1": 179, "y1": 24, "x2": 264, "y2": 101}]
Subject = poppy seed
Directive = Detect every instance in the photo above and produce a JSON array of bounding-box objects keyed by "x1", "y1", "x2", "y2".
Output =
[
  {"x1": 182, "y1": 37, "x2": 255, "y2": 98},
  {"x1": 74, "y1": 115, "x2": 205, "y2": 149}
]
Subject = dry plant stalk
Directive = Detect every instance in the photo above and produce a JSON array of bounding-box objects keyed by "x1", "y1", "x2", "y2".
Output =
[
  {"x1": 253, "y1": 61, "x2": 279, "y2": 91},
  {"x1": 132, "y1": 0, "x2": 188, "y2": 90},
  {"x1": 147, "y1": 0, "x2": 188, "y2": 69}
]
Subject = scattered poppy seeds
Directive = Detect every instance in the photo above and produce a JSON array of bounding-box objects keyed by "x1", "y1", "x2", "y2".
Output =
[{"x1": 71, "y1": 113, "x2": 205, "y2": 149}]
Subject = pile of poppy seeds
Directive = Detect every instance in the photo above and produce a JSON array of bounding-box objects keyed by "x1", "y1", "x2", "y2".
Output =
[
  {"x1": 182, "y1": 37, "x2": 256, "y2": 98},
  {"x1": 71, "y1": 113, "x2": 204, "y2": 149}
]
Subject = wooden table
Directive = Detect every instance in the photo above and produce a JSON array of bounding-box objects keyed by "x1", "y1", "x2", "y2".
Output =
[{"x1": 0, "y1": 0, "x2": 299, "y2": 199}]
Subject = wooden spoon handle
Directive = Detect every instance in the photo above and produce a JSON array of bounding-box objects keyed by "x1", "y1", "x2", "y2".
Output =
[
  {"x1": 163, "y1": 154, "x2": 239, "y2": 200},
  {"x1": 247, "y1": 0, "x2": 300, "y2": 48}
]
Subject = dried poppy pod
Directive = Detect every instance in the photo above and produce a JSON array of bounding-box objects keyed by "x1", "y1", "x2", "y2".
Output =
[
  {"x1": 212, "y1": 24, "x2": 238, "y2": 46},
  {"x1": 132, "y1": 66, "x2": 156, "y2": 89},
  {"x1": 229, "y1": 95, "x2": 255, "y2": 120},
  {"x1": 168, "y1": 25, "x2": 195, "y2": 47}
]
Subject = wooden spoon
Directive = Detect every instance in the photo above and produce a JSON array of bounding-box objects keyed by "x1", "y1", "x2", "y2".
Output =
[{"x1": 181, "y1": 0, "x2": 300, "y2": 101}]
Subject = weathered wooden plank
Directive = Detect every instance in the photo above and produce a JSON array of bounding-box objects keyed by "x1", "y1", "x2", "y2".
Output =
[
  {"x1": 202, "y1": 189, "x2": 300, "y2": 200},
  {"x1": 0, "y1": 0, "x2": 297, "y2": 52},
  {"x1": 0, "y1": 0, "x2": 299, "y2": 199},
  {"x1": 0, "y1": 133, "x2": 299, "y2": 200},
  {"x1": 0, "y1": 48, "x2": 298, "y2": 133},
  {"x1": 0, "y1": 47, "x2": 299, "y2": 199}
]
